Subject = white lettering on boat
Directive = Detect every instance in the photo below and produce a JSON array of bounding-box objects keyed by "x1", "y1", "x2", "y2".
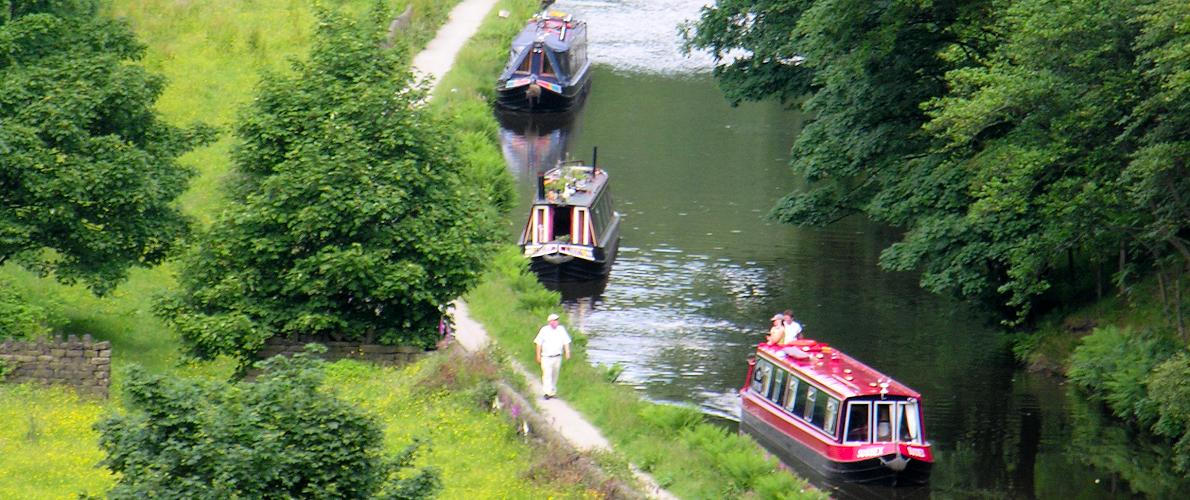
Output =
[
  {"x1": 856, "y1": 447, "x2": 885, "y2": 459},
  {"x1": 906, "y1": 447, "x2": 926, "y2": 458}
]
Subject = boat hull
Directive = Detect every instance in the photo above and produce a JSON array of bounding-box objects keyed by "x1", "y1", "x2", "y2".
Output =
[
  {"x1": 496, "y1": 73, "x2": 591, "y2": 112},
  {"x1": 740, "y1": 400, "x2": 932, "y2": 487},
  {"x1": 528, "y1": 236, "x2": 618, "y2": 282}
]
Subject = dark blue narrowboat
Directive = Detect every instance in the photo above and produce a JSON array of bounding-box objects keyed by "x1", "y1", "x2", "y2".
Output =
[{"x1": 496, "y1": 11, "x2": 590, "y2": 112}]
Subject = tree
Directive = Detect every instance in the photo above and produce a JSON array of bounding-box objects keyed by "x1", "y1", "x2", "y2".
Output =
[
  {"x1": 156, "y1": 10, "x2": 502, "y2": 362},
  {"x1": 0, "y1": 0, "x2": 213, "y2": 294},
  {"x1": 688, "y1": 0, "x2": 1188, "y2": 323},
  {"x1": 96, "y1": 350, "x2": 441, "y2": 499}
]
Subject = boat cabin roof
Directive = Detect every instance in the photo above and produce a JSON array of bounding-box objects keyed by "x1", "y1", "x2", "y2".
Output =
[
  {"x1": 536, "y1": 163, "x2": 607, "y2": 206},
  {"x1": 756, "y1": 340, "x2": 921, "y2": 401},
  {"x1": 511, "y1": 12, "x2": 586, "y2": 53}
]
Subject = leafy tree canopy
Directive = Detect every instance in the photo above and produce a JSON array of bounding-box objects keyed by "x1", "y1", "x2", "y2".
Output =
[
  {"x1": 688, "y1": 0, "x2": 1189, "y2": 323},
  {"x1": 157, "y1": 10, "x2": 503, "y2": 361},
  {"x1": 97, "y1": 350, "x2": 441, "y2": 499},
  {"x1": 0, "y1": 1, "x2": 213, "y2": 294}
]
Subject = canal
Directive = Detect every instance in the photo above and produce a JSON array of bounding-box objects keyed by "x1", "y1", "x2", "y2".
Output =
[{"x1": 498, "y1": 1, "x2": 1179, "y2": 497}]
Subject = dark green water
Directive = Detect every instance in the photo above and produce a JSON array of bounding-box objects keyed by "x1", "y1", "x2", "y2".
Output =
[
  {"x1": 498, "y1": 66, "x2": 1177, "y2": 498},
  {"x1": 495, "y1": 2, "x2": 1180, "y2": 494}
]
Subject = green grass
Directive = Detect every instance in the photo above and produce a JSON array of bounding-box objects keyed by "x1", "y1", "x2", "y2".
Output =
[
  {"x1": 1, "y1": 1, "x2": 601, "y2": 497},
  {"x1": 0, "y1": 353, "x2": 592, "y2": 499},
  {"x1": 466, "y1": 249, "x2": 826, "y2": 499},
  {"x1": 0, "y1": 0, "x2": 465, "y2": 384},
  {"x1": 427, "y1": 2, "x2": 825, "y2": 495},
  {"x1": 0, "y1": 385, "x2": 113, "y2": 499}
]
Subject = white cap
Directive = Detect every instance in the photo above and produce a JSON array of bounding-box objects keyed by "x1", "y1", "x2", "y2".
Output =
[{"x1": 547, "y1": 313, "x2": 559, "y2": 321}]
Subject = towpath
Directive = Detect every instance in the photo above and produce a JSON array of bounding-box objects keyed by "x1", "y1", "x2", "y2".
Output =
[
  {"x1": 411, "y1": 0, "x2": 503, "y2": 92},
  {"x1": 411, "y1": 4, "x2": 677, "y2": 497},
  {"x1": 453, "y1": 301, "x2": 678, "y2": 499}
]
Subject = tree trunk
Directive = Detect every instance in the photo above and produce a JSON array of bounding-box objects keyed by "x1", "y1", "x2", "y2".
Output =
[
  {"x1": 1095, "y1": 259, "x2": 1103, "y2": 300},
  {"x1": 1157, "y1": 267, "x2": 1169, "y2": 318},
  {"x1": 1176, "y1": 265, "x2": 1186, "y2": 342},
  {"x1": 1067, "y1": 248, "x2": 1075, "y2": 289},
  {"x1": 1118, "y1": 243, "x2": 1127, "y2": 296}
]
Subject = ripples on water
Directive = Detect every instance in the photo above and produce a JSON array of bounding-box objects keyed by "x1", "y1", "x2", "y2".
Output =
[
  {"x1": 555, "y1": 0, "x2": 717, "y2": 74},
  {"x1": 497, "y1": 2, "x2": 1157, "y2": 496}
]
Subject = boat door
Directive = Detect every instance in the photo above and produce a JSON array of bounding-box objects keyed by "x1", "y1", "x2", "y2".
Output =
[
  {"x1": 571, "y1": 207, "x2": 594, "y2": 245},
  {"x1": 531, "y1": 206, "x2": 552, "y2": 244}
]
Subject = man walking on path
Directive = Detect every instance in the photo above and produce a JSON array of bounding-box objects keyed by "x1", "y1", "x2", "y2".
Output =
[{"x1": 535, "y1": 313, "x2": 571, "y2": 400}]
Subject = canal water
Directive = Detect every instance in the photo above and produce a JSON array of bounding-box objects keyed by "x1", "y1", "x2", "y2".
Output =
[{"x1": 498, "y1": 1, "x2": 1181, "y2": 498}]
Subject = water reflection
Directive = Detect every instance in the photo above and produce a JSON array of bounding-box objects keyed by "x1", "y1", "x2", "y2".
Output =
[{"x1": 496, "y1": 109, "x2": 581, "y2": 177}]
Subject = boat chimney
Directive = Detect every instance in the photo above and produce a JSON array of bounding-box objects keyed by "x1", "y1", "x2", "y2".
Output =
[
  {"x1": 592, "y1": 146, "x2": 598, "y2": 168},
  {"x1": 537, "y1": 173, "x2": 546, "y2": 200}
]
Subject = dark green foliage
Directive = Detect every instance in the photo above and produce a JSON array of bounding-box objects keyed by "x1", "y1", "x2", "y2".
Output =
[
  {"x1": 96, "y1": 351, "x2": 441, "y2": 499},
  {"x1": 157, "y1": 11, "x2": 502, "y2": 361},
  {"x1": 1068, "y1": 326, "x2": 1178, "y2": 427},
  {"x1": 0, "y1": 1, "x2": 213, "y2": 294},
  {"x1": 637, "y1": 404, "x2": 703, "y2": 436},
  {"x1": 1146, "y1": 353, "x2": 1190, "y2": 472},
  {"x1": 688, "y1": 0, "x2": 1190, "y2": 324},
  {"x1": 0, "y1": 277, "x2": 55, "y2": 339}
]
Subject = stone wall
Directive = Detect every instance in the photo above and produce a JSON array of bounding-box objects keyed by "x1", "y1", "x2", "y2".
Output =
[
  {"x1": 0, "y1": 334, "x2": 110, "y2": 398},
  {"x1": 256, "y1": 335, "x2": 429, "y2": 366}
]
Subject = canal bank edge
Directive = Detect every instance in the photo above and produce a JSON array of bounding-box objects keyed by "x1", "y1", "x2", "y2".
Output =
[
  {"x1": 420, "y1": 0, "x2": 825, "y2": 497},
  {"x1": 415, "y1": 0, "x2": 673, "y2": 496}
]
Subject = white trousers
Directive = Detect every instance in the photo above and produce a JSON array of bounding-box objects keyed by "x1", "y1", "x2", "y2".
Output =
[{"x1": 541, "y1": 355, "x2": 562, "y2": 396}]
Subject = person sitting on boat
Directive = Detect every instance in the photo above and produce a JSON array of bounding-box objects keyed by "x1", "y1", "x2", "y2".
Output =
[
  {"x1": 766, "y1": 314, "x2": 785, "y2": 344},
  {"x1": 782, "y1": 309, "x2": 803, "y2": 344}
]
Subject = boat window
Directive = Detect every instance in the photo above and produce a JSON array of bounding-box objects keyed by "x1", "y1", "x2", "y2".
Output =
[
  {"x1": 820, "y1": 397, "x2": 840, "y2": 436},
  {"x1": 844, "y1": 401, "x2": 871, "y2": 443},
  {"x1": 767, "y1": 369, "x2": 786, "y2": 405},
  {"x1": 782, "y1": 376, "x2": 799, "y2": 413},
  {"x1": 555, "y1": 51, "x2": 570, "y2": 77},
  {"x1": 516, "y1": 51, "x2": 532, "y2": 74},
  {"x1": 811, "y1": 394, "x2": 835, "y2": 434},
  {"x1": 791, "y1": 380, "x2": 809, "y2": 418},
  {"x1": 750, "y1": 360, "x2": 772, "y2": 395},
  {"x1": 541, "y1": 52, "x2": 556, "y2": 77},
  {"x1": 874, "y1": 402, "x2": 894, "y2": 443},
  {"x1": 898, "y1": 400, "x2": 922, "y2": 444},
  {"x1": 803, "y1": 386, "x2": 816, "y2": 422}
]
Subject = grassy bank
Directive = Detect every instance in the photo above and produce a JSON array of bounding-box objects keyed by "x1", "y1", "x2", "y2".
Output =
[
  {"x1": 2, "y1": 0, "x2": 462, "y2": 387},
  {"x1": 466, "y1": 249, "x2": 825, "y2": 499},
  {"x1": 1014, "y1": 276, "x2": 1188, "y2": 374},
  {"x1": 2, "y1": 1, "x2": 601, "y2": 497},
  {"x1": 0, "y1": 352, "x2": 591, "y2": 499},
  {"x1": 424, "y1": 1, "x2": 825, "y2": 495}
]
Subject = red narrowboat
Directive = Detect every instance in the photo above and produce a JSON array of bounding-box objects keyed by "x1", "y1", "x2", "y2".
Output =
[{"x1": 739, "y1": 339, "x2": 933, "y2": 486}]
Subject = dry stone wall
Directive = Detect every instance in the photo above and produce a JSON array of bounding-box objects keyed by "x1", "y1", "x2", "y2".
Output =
[
  {"x1": 257, "y1": 335, "x2": 428, "y2": 366},
  {"x1": 0, "y1": 334, "x2": 110, "y2": 398}
]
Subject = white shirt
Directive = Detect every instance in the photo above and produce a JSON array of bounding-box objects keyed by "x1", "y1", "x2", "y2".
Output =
[
  {"x1": 783, "y1": 320, "x2": 803, "y2": 343},
  {"x1": 534, "y1": 324, "x2": 571, "y2": 356}
]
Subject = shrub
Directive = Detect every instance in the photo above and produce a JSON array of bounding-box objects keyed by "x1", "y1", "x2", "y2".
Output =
[
  {"x1": 157, "y1": 10, "x2": 502, "y2": 363},
  {"x1": 96, "y1": 351, "x2": 440, "y2": 499},
  {"x1": 1147, "y1": 352, "x2": 1190, "y2": 472},
  {"x1": 0, "y1": 279, "x2": 51, "y2": 340},
  {"x1": 1069, "y1": 325, "x2": 1180, "y2": 426},
  {"x1": 638, "y1": 404, "x2": 703, "y2": 436}
]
